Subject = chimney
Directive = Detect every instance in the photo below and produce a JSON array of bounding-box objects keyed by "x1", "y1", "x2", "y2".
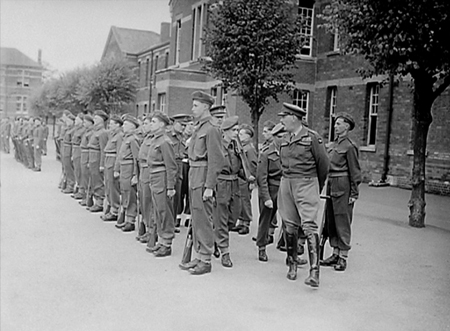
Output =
[
  {"x1": 38, "y1": 49, "x2": 42, "y2": 65},
  {"x1": 160, "y1": 22, "x2": 170, "y2": 43}
]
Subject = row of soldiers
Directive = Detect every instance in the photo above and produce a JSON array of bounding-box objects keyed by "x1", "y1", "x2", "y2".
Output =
[
  {"x1": 1, "y1": 116, "x2": 48, "y2": 171},
  {"x1": 55, "y1": 89, "x2": 361, "y2": 288}
]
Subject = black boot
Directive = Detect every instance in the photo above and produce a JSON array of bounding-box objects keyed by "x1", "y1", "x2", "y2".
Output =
[
  {"x1": 115, "y1": 209, "x2": 126, "y2": 228},
  {"x1": 304, "y1": 233, "x2": 320, "y2": 288},
  {"x1": 138, "y1": 222, "x2": 146, "y2": 236},
  {"x1": 286, "y1": 232, "x2": 298, "y2": 281}
]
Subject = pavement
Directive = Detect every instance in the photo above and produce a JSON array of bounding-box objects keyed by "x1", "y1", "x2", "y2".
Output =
[{"x1": 1, "y1": 141, "x2": 450, "y2": 331}]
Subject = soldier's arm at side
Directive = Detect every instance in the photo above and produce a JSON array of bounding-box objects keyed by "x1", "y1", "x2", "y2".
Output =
[
  {"x1": 160, "y1": 140, "x2": 178, "y2": 190},
  {"x1": 311, "y1": 134, "x2": 330, "y2": 193},
  {"x1": 347, "y1": 144, "x2": 362, "y2": 200},
  {"x1": 99, "y1": 131, "x2": 108, "y2": 169},
  {"x1": 256, "y1": 151, "x2": 271, "y2": 203},
  {"x1": 205, "y1": 127, "x2": 225, "y2": 190},
  {"x1": 130, "y1": 138, "x2": 140, "y2": 177}
]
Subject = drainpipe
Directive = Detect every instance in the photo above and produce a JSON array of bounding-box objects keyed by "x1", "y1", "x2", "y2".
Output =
[
  {"x1": 381, "y1": 74, "x2": 394, "y2": 183},
  {"x1": 148, "y1": 49, "x2": 154, "y2": 113}
]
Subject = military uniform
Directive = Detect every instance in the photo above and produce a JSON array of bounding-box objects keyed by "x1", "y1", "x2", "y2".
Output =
[
  {"x1": 33, "y1": 122, "x2": 45, "y2": 170},
  {"x1": 237, "y1": 139, "x2": 257, "y2": 232},
  {"x1": 169, "y1": 130, "x2": 185, "y2": 222},
  {"x1": 71, "y1": 122, "x2": 86, "y2": 193},
  {"x1": 42, "y1": 124, "x2": 49, "y2": 155},
  {"x1": 103, "y1": 126, "x2": 123, "y2": 217},
  {"x1": 24, "y1": 122, "x2": 35, "y2": 169},
  {"x1": 188, "y1": 116, "x2": 224, "y2": 264},
  {"x1": 115, "y1": 129, "x2": 140, "y2": 226},
  {"x1": 79, "y1": 123, "x2": 94, "y2": 205},
  {"x1": 278, "y1": 103, "x2": 329, "y2": 287},
  {"x1": 87, "y1": 122, "x2": 108, "y2": 209},
  {"x1": 138, "y1": 132, "x2": 154, "y2": 242},
  {"x1": 62, "y1": 123, "x2": 76, "y2": 192},
  {"x1": 147, "y1": 131, "x2": 177, "y2": 250}
]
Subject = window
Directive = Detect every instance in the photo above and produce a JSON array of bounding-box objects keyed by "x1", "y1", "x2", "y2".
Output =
[
  {"x1": 144, "y1": 104, "x2": 148, "y2": 113},
  {"x1": 137, "y1": 61, "x2": 142, "y2": 86},
  {"x1": 328, "y1": 86, "x2": 337, "y2": 142},
  {"x1": 298, "y1": 0, "x2": 314, "y2": 57},
  {"x1": 153, "y1": 55, "x2": 159, "y2": 84},
  {"x1": 191, "y1": 2, "x2": 207, "y2": 60},
  {"x1": 367, "y1": 84, "x2": 380, "y2": 146},
  {"x1": 165, "y1": 51, "x2": 169, "y2": 68},
  {"x1": 145, "y1": 58, "x2": 150, "y2": 87},
  {"x1": 293, "y1": 89, "x2": 309, "y2": 121},
  {"x1": 158, "y1": 93, "x2": 166, "y2": 113},
  {"x1": 211, "y1": 87, "x2": 218, "y2": 104},
  {"x1": 175, "y1": 19, "x2": 181, "y2": 65},
  {"x1": 332, "y1": 29, "x2": 340, "y2": 52}
]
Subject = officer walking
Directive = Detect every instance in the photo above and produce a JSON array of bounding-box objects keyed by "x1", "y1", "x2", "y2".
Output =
[
  {"x1": 321, "y1": 113, "x2": 361, "y2": 271},
  {"x1": 278, "y1": 103, "x2": 329, "y2": 288},
  {"x1": 179, "y1": 91, "x2": 224, "y2": 275}
]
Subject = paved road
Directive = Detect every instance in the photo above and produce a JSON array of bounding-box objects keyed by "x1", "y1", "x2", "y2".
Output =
[{"x1": 1, "y1": 142, "x2": 450, "y2": 331}]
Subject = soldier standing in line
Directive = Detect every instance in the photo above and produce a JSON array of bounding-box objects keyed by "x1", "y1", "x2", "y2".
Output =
[
  {"x1": 278, "y1": 103, "x2": 329, "y2": 288},
  {"x1": 24, "y1": 117, "x2": 35, "y2": 170},
  {"x1": 11, "y1": 117, "x2": 20, "y2": 160},
  {"x1": 321, "y1": 113, "x2": 361, "y2": 271},
  {"x1": 71, "y1": 113, "x2": 86, "y2": 197},
  {"x1": 213, "y1": 115, "x2": 244, "y2": 268},
  {"x1": 145, "y1": 112, "x2": 178, "y2": 257},
  {"x1": 231, "y1": 124, "x2": 258, "y2": 235},
  {"x1": 57, "y1": 115, "x2": 69, "y2": 189},
  {"x1": 101, "y1": 115, "x2": 123, "y2": 221},
  {"x1": 78, "y1": 115, "x2": 94, "y2": 207},
  {"x1": 209, "y1": 105, "x2": 227, "y2": 127},
  {"x1": 136, "y1": 114, "x2": 154, "y2": 244},
  {"x1": 3, "y1": 118, "x2": 12, "y2": 153},
  {"x1": 179, "y1": 91, "x2": 224, "y2": 275},
  {"x1": 179, "y1": 120, "x2": 195, "y2": 225},
  {"x1": 168, "y1": 114, "x2": 192, "y2": 232},
  {"x1": 42, "y1": 119, "x2": 49, "y2": 156},
  {"x1": 255, "y1": 123, "x2": 285, "y2": 262},
  {"x1": 61, "y1": 114, "x2": 76, "y2": 193},
  {"x1": 87, "y1": 110, "x2": 109, "y2": 213},
  {"x1": 32, "y1": 117, "x2": 45, "y2": 172},
  {"x1": 114, "y1": 114, "x2": 140, "y2": 232}
]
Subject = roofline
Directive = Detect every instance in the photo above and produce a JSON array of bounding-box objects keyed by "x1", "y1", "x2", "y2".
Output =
[{"x1": 137, "y1": 40, "x2": 170, "y2": 56}]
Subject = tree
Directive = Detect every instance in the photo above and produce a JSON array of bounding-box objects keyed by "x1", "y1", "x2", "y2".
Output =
[
  {"x1": 77, "y1": 58, "x2": 138, "y2": 114},
  {"x1": 203, "y1": 0, "x2": 304, "y2": 147},
  {"x1": 321, "y1": 0, "x2": 450, "y2": 227}
]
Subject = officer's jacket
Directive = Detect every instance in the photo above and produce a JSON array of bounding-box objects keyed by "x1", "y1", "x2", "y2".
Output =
[
  {"x1": 103, "y1": 128, "x2": 123, "y2": 169},
  {"x1": 188, "y1": 116, "x2": 224, "y2": 190},
  {"x1": 280, "y1": 126, "x2": 329, "y2": 192},
  {"x1": 220, "y1": 139, "x2": 242, "y2": 177},
  {"x1": 25, "y1": 124, "x2": 34, "y2": 144},
  {"x1": 146, "y1": 131, "x2": 178, "y2": 190},
  {"x1": 71, "y1": 124, "x2": 86, "y2": 159},
  {"x1": 88, "y1": 123, "x2": 108, "y2": 167},
  {"x1": 327, "y1": 136, "x2": 362, "y2": 199},
  {"x1": 80, "y1": 128, "x2": 93, "y2": 150},
  {"x1": 257, "y1": 142, "x2": 282, "y2": 202},
  {"x1": 43, "y1": 125, "x2": 49, "y2": 139},
  {"x1": 32, "y1": 125, "x2": 45, "y2": 148},
  {"x1": 242, "y1": 140, "x2": 258, "y2": 177},
  {"x1": 138, "y1": 132, "x2": 153, "y2": 184},
  {"x1": 115, "y1": 130, "x2": 140, "y2": 176}
]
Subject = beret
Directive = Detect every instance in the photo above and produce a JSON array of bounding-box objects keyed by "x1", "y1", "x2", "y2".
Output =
[
  {"x1": 210, "y1": 105, "x2": 227, "y2": 117},
  {"x1": 192, "y1": 91, "x2": 215, "y2": 105},
  {"x1": 271, "y1": 123, "x2": 287, "y2": 136},
  {"x1": 66, "y1": 114, "x2": 76, "y2": 121},
  {"x1": 152, "y1": 111, "x2": 171, "y2": 126},
  {"x1": 109, "y1": 114, "x2": 123, "y2": 125},
  {"x1": 94, "y1": 110, "x2": 109, "y2": 121},
  {"x1": 239, "y1": 123, "x2": 254, "y2": 137},
  {"x1": 278, "y1": 102, "x2": 307, "y2": 118},
  {"x1": 171, "y1": 113, "x2": 193, "y2": 124},
  {"x1": 335, "y1": 112, "x2": 355, "y2": 131},
  {"x1": 122, "y1": 114, "x2": 139, "y2": 128},
  {"x1": 263, "y1": 120, "x2": 276, "y2": 130},
  {"x1": 221, "y1": 115, "x2": 239, "y2": 131},
  {"x1": 84, "y1": 115, "x2": 94, "y2": 124}
]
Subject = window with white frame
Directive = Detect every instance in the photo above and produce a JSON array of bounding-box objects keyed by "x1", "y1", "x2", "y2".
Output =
[
  {"x1": 158, "y1": 93, "x2": 167, "y2": 113},
  {"x1": 145, "y1": 58, "x2": 150, "y2": 87},
  {"x1": 191, "y1": 2, "x2": 207, "y2": 60},
  {"x1": 328, "y1": 86, "x2": 337, "y2": 142},
  {"x1": 367, "y1": 84, "x2": 380, "y2": 146},
  {"x1": 298, "y1": 0, "x2": 314, "y2": 57},
  {"x1": 175, "y1": 19, "x2": 182, "y2": 65},
  {"x1": 333, "y1": 29, "x2": 340, "y2": 52},
  {"x1": 293, "y1": 89, "x2": 309, "y2": 120}
]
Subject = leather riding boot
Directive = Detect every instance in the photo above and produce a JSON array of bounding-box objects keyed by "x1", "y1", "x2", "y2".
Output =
[
  {"x1": 304, "y1": 233, "x2": 320, "y2": 288},
  {"x1": 286, "y1": 232, "x2": 298, "y2": 281}
]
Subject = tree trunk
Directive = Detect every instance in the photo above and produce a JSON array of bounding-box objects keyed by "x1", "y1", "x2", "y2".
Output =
[
  {"x1": 408, "y1": 75, "x2": 433, "y2": 228},
  {"x1": 251, "y1": 106, "x2": 261, "y2": 153}
]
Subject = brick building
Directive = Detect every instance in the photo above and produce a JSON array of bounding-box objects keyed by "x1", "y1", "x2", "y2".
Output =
[{"x1": 0, "y1": 47, "x2": 44, "y2": 118}]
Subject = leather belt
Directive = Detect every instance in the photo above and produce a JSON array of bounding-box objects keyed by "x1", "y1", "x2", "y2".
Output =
[
  {"x1": 105, "y1": 152, "x2": 117, "y2": 156},
  {"x1": 120, "y1": 159, "x2": 134, "y2": 165},
  {"x1": 218, "y1": 174, "x2": 238, "y2": 181},
  {"x1": 329, "y1": 171, "x2": 349, "y2": 178},
  {"x1": 89, "y1": 148, "x2": 100, "y2": 151},
  {"x1": 150, "y1": 166, "x2": 166, "y2": 173},
  {"x1": 189, "y1": 160, "x2": 207, "y2": 167}
]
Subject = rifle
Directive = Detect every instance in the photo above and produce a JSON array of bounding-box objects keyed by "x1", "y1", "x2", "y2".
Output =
[
  {"x1": 234, "y1": 136, "x2": 254, "y2": 182},
  {"x1": 180, "y1": 218, "x2": 193, "y2": 265}
]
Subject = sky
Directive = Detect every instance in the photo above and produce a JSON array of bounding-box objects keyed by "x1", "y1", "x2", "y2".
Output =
[{"x1": 0, "y1": 0, "x2": 171, "y2": 73}]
